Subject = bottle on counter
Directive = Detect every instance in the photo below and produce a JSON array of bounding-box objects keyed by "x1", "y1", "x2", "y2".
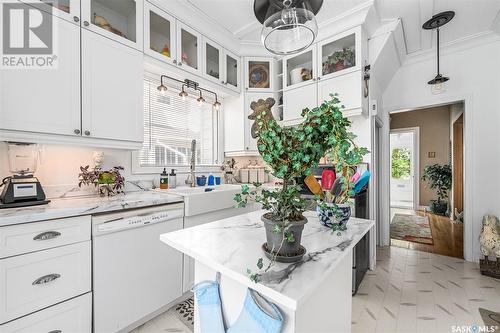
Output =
[
  {"x1": 160, "y1": 168, "x2": 169, "y2": 190},
  {"x1": 207, "y1": 173, "x2": 215, "y2": 186},
  {"x1": 168, "y1": 169, "x2": 177, "y2": 189}
]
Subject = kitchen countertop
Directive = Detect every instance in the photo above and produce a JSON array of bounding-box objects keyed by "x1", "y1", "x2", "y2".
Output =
[
  {"x1": 0, "y1": 191, "x2": 184, "y2": 226},
  {"x1": 160, "y1": 210, "x2": 374, "y2": 310}
]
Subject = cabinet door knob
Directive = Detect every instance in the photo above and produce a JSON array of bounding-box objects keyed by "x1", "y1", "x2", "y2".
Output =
[
  {"x1": 318, "y1": 76, "x2": 321, "y2": 81},
  {"x1": 73, "y1": 16, "x2": 79, "y2": 22},
  {"x1": 83, "y1": 21, "x2": 89, "y2": 27},
  {"x1": 84, "y1": 130, "x2": 91, "y2": 136},
  {"x1": 173, "y1": 59, "x2": 177, "y2": 64},
  {"x1": 74, "y1": 129, "x2": 81, "y2": 135},
  {"x1": 221, "y1": 80, "x2": 225, "y2": 84},
  {"x1": 178, "y1": 62, "x2": 182, "y2": 66}
]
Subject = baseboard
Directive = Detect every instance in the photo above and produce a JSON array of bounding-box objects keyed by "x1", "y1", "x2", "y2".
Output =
[{"x1": 418, "y1": 205, "x2": 429, "y2": 211}]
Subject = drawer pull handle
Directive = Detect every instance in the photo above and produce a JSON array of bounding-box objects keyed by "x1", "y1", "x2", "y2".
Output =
[
  {"x1": 33, "y1": 231, "x2": 61, "y2": 241},
  {"x1": 32, "y1": 273, "x2": 61, "y2": 285},
  {"x1": 48, "y1": 331, "x2": 62, "y2": 333}
]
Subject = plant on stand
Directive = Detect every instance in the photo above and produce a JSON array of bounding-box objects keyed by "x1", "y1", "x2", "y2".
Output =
[
  {"x1": 235, "y1": 95, "x2": 367, "y2": 282},
  {"x1": 421, "y1": 164, "x2": 452, "y2": 216}
]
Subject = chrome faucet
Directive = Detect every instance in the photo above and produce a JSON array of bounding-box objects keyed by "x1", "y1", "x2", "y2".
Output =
[{"x1": 185, "y1": 139, "x2": 196, "y2": 187}]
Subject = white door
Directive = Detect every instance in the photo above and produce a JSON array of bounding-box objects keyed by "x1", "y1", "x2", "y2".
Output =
[
  {"x1": 224, "y1": 50, "x2": 241, "y2": 92},
  {"x1": 176, "y1": 22, "x2": 202, "y2": 75},
  {"x1": 81, "y1": 30, "x2": 143, "y2": 142},
  {"x1": 19, "y1": 0, "x2": 81, "y2": 25},
  {"x1": 283, "y1": 83, "x2": 317, "y2": 123},
  {"x1": 202, "y1": 38, "x2": 224, "y2": 84},
  {"x1": 390, "y1": 129, "x2": 419, "y2": 210},
  {"x1": 317, "y1": 71, "x2": 362, "y2": 116},
  {"x1": 0, "y1": 13, "x2": 81, "y2": 136},
  {"x1": 244, "y1": 57, "x2": 274, "y2": 93}
]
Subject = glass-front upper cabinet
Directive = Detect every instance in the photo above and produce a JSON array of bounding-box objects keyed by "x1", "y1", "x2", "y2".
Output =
[
  {"x1": 202, "y1": 38, "x2": 223, "y2": 83},
  {"x1": 245, "y1": 57, "x2": 274, "y2": 92},
  {"x1": 176, "y1": 22, "x2": 202, "y2": 74},
  {"x1": 20, "y1": 0, "x2": 80, "y2": 24},
  {"x1": 224, "y1": 50, "x2": 240, "y2": 92},
  {"x1": 283, "y1": 46, "x2": 316, "y2": 90},
  {"x1": 81, "y1": 0, "x2": 143, "y2": 51},
  {"x1": 144, "y1": 2, "x2": 176, "y2": 65},
  {"x1": 317, "y1": 29, "x2": 359, "y2": 80}
]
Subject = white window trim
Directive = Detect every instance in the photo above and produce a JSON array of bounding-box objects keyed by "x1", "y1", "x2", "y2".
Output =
[{"x1": 131, "y1": 79, "x2": 225, "y2": 175}]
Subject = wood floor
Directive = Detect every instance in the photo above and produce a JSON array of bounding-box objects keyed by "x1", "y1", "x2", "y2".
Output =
[{"x1": 391, "y1": 211, "x2": 463, "y2": 259}]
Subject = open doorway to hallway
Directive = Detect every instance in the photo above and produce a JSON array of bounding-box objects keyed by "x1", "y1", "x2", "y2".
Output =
[{"x1": 388, "y1": 103, "x2": 464, "y2": 259}]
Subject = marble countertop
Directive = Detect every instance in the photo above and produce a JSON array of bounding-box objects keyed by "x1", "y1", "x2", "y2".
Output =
[
  {"x1": 0, "y1": 191, "x2": 184, "y2": 226},
  {"x1": 160, "y1": 210, "x2": 374, "y2": 310}
]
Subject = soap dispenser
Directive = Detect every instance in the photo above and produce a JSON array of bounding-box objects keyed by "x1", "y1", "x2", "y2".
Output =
[
  {"x1": 160, "y1": 168, "x2": 168, "y2": 190},
  {"x1": 168, "y1": 169, "x2": 177, "y2": 189}
]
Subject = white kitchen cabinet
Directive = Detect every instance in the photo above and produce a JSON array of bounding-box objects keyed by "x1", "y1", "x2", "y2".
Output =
[
  {"x1": 144, "y1": 1, "x2": 177, "y2": 66},
  {"x1": 81, "y1": 29, "x2": 144, "y2": 143},
  {"x1": 283, "y1": 45, "x2": 317, "y2": 90},
  {"x1": 176, "y1": 22, "x2": 202, "y2": 75},
  {"x1": 0, "y1": 293, "x2": 91, "y2": 333},
  {"x1": 317, "y1": 70, "x2": 364, "y2": 117},
  {"x1": 283, "y1": 83, "x2": 318, "y2": 124},
  {"x1": 224, "y1": 50, "x2": 241, "y2": 92},
  {"x1": 244, "y1": 57, "x2": 274, "y2": 93},
  {"x1": 81, "y1": 0, "x2": 143, "y2": 51},
  {"x1": 0, "y1": 241, "x2": 91, "y2": 324},
  {"x1": 19, "y1": 0, "x2": 81, "y2": 25},
  {"x1": 225, "y1": 92, "x2": 277, "y2": 156},
  {"x1": 0, "y1": 13, "x2": 81, "y2": 137},
  {"x1": 202, "y1": 38, "x2": 224, "y2": 84}
]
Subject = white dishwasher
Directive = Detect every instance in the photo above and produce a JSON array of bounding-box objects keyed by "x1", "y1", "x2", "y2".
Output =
[{"x1": 92, "y1": 202, "x2": 184, "y2": 333}]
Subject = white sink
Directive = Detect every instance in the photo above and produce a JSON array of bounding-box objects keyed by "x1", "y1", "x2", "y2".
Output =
[{"x1": 165, "y1": 184, "x2": 246, "y2": 216}]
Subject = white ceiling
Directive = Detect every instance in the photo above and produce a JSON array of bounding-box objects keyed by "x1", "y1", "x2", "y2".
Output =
[{"x1": 182, "y1": 0, "x2": 500, "y2": 54}]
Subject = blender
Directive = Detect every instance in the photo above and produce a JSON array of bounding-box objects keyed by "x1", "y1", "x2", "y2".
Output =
[{"x1": 0, "y1": 143, "x2": 50, "y2": 208}]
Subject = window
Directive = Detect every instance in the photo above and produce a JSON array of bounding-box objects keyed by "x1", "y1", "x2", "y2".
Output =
[{"x1": 138, "y1": 79, "x2": 220, "y2": 168}]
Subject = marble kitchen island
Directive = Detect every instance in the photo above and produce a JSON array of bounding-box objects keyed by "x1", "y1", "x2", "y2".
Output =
[{"x1": 160, "y1": 210, "x2": 374, "y2": 333}]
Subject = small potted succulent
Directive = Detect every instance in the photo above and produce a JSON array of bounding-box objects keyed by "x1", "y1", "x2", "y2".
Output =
[
  {"x1": 235, "y1": 95, "x2": 366, "y2": 282},
  {"x1": 421, "y1": 164, "x2": 452, "y2": 216}
]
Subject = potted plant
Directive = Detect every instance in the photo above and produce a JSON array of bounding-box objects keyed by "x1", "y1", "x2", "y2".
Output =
[
  {"x1": 322, "y1": 47, "x2": 355, "y2": 73},
  {"x1": 235, "y1": 95, "x2": 367, "y2": 281},
  {"x1": 78, "y1": 165, "x2": 125, "y2": 197},
  {"x1": 421, "y1": 164, "x2": 452, "y2": 215}
]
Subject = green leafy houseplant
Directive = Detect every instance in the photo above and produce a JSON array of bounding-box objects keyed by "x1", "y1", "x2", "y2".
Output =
[
  {"x1": 78, "y1": 165, "x2": 125, "y2": 197},
  {"x1": 421, "y1": 164, "x2": 452, "y2": 215},
  {"x1": 235, "y1": 95, "x2": 368, "y2": 282},
  {"x1": 391, "y1": 148, "x2": 411, "y2": 179}
]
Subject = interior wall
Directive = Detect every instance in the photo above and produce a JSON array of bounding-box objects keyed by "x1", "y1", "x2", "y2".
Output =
[
  {"x1": 382, "y1": 37, "x2": 500, "y2": 261},
  {"x1": 390, "y1": 105, "x2": 451, "y2": 207}
]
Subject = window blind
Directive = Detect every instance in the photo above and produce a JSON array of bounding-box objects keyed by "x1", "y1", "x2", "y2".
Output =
[{"x1": 138, "y1": 79, "x2": 219, "y2": 167}]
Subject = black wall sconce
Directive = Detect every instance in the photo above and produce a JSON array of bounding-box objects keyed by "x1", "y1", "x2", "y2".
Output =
[{"x1": 157, "y1": 75, "x2": 221, "y2": 110}]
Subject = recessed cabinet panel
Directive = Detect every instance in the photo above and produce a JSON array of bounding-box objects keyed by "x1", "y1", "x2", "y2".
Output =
[
  {"x1": 285, "y1": 48, "x2": 315, "y2": 89},
  {"x1": 81, "y1": 30, "x2": 143, "y2": 143},
  {"x1": 205, "y1": 42, "x2": 221, "y2": 80},
  {"x1": 0, "y1": 14, "x2": 81, "y2": 136},
  {"x1": 19, "y1": 0, "x2": 80, "y2": 24},
  {"x1": 145, "y1": 3, "x2": 176, "y2": 65},
  {"x1": 245, "y1": 58, "x2": 273, "y2": 92},
  {"x1": 283, "y1": 84, "x2": 317, "y2": 123},
  {"x1": 177, "y1": 23, "x2": 201, "y2": 74},
  {"x1": 81, "y1": 0, "x2": 143, "y2": 50},
  {"x1": 317, "y1": 71, "x2": 362, "y2": 115},
  {"x1": 319, "y1": 33, "x2": 356, "y2": 79}
]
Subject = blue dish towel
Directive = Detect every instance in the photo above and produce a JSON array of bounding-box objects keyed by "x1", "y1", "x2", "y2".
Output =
[{"x1": 193, "y1": 274, "x2": 283, "y2": 333}]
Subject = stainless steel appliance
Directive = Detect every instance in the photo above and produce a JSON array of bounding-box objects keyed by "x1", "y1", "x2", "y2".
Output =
[
  {"x1": 0, "y1": 143, "x2": 49, "y2": 208},
  {"x1": 92, "y1": 202, "x2": 184, "y2": 333}
]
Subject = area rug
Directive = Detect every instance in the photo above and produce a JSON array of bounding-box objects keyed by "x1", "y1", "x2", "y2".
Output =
[
  {"x1": 174, "y1": 297, "x2": 194, "y2": 331},
  {"x1": 390, "y1": 213, "x2": 434, "y2": 245},
  {"x1": 479, "y1": 308, "x2": 500, "y2": 328}
]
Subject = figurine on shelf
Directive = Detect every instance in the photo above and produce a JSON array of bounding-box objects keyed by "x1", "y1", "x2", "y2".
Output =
[
  {"x1": 161, "y1": 45, "x2": 170, "y2": 58},
  {"x1": 181, "y1": 52, "x2": 189, "y2": 66}
]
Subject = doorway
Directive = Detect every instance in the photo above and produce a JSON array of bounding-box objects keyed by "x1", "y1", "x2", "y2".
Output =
[{"x1": 390, "y1": 128, "x2": 419, "y2": 211}]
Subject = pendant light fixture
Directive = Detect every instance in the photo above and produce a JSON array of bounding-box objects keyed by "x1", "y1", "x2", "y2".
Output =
[
  {"x1": 157, "y1": 76, "x2": 221, "y2": 110},
  {"x1": 422, "y1": 11, "x2": 455, "y2": 94},
  {"x1": 255, "y1": 0, "x2": 322, "y2": 55}
]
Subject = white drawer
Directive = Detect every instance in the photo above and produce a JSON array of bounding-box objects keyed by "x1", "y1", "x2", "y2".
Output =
[
  {"x1": 0, "y1": 215, "x2": 91, "y2": 259},
  {"x1": 0, "y1": 242, "x2": 91, "y2": 324},
  {"x1": 0, "y1": 293, "x2": 91, "y2": 333}
]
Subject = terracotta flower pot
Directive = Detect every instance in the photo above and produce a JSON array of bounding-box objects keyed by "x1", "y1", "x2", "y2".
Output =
[{"x1": 335, "y1": 61, "x2": 345, "y2": 71}]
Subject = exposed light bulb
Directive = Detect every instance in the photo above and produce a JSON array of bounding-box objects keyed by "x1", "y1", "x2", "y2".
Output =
[
  {"x1": 157, "y1": 84, "x2": 167, "y2": 95},
  {"x1": 197, "y1": 96, "x2": 205, "y2": 106},
  {"x1": 179, "y1": 90, "x2": 188, "y2": 101},
  {"x1": 213, "y1": 101, "x2": 221, "y2": 110}
]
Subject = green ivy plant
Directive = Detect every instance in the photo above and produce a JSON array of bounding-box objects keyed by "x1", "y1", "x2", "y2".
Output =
[
  {"x1": 391, "y1": 148, "x2": 411, "y2": 179},
  {"x1": 421, "y1": 164, "x2": 452, "y2": 202},
  {"x1": 235, "y1": 95, "x2": 368, "y2": 282}
]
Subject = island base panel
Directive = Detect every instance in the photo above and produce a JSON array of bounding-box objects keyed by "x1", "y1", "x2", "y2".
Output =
[{"x1": 193, "y1": 250, "x2": 353, "y2": 333}]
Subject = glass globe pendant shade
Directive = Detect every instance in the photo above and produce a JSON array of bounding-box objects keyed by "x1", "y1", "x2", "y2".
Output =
[{"x1": 261, "y1": 4, "x2": 318, "y2": 55}]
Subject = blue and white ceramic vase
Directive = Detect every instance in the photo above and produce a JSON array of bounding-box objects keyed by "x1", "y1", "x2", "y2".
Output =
[{"x1": 316, "y1": 203, "x2": 351, "y2": 228}]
